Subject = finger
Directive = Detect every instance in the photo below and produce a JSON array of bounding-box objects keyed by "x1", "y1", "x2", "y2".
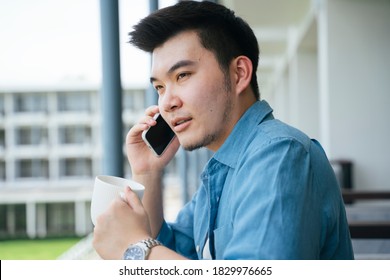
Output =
[
  {"x1": 127, "y1": 110, "x2": 165, "y2": 145},
  {"x1": 119, "y1": 191, "x2": 126, "y2": 202},
  {"x1": 144, "y1": 105, "x2": 159, "y2": 117},
  {"x1": 127, "y1": 113, "x2": 158, "y2": 135},
  {"x1": 124, "y1": 185, "x2": 143, "y2": 210},
  {"x1": 139, "y1": 115, "x2": 157, "y2": 127},
  {"x1": 126, "y1": 120, "x2": 155, "y2": 145},
  {"x1": 126, "y1": 106, "x2": 159, "y2": 139},
  {"x1": 128, "y1": 122, "x2": 149, "y2": 134}
]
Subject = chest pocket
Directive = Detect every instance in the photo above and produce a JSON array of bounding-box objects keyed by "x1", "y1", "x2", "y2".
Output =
[{"x1": 213, "y1": 222, "x2": 233, "y2": 259}]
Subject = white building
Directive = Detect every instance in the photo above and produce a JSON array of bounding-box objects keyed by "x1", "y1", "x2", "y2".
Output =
[{"x1": 0, "y1": 85, "x2": 164, "y2": 238}]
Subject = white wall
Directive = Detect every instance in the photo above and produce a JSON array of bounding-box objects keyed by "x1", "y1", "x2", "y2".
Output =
[
  {"x1": 290, "y1": 50, "x2": 319, "y2": 140},
  {"x1": 324, "y1": 0, "x2": 390, "y2": 190}
]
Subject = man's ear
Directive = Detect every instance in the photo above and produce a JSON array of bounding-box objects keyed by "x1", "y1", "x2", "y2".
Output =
[{"x1": 232, "y1": 55, "x2": 253, "y2": 96}]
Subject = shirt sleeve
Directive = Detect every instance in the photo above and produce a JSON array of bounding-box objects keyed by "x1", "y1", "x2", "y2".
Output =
[{"x1": 218, "y1": 137, "x2": 327, "y2": 259}]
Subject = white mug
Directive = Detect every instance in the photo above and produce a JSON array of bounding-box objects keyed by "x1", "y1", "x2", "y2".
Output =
[{"x1": 90, "y1": 175, "x2": 145, "y2": 225}]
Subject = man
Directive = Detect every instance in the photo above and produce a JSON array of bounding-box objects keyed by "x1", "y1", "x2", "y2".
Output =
[{"x1": 93, "y1": 1, "x2": 354, "y2": 260}]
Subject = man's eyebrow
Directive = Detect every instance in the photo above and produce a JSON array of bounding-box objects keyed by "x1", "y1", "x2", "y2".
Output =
[{"x1": 150, "y1": 60, "x2": 196, "y2": 84}]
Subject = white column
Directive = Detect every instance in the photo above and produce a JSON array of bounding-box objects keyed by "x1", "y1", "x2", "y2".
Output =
[
  {"x1": 317, "y1": 0, "x2": 331, "y2": 153},
  {"x1": 288, "y1": 55, "x2": 299, "y2": 126},
  {"x1": 295, "y1": 51, "x2": 319, "y2": 139},
  {"x1": 26, "y1": 202, "x2": 37, "y2": 238},
  {"x1": 75, "y1": 201, "x2": 88, "y2": 236}
]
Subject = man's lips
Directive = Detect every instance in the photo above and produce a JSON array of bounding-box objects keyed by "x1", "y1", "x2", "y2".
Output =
[{"x1": 171, "y1": 117, "x2": 192, "y2": 132}]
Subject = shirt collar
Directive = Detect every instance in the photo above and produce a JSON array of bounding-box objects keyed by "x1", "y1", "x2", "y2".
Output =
[{"x1": 212, "y1": 100, "x2": 274, "y2": 168}]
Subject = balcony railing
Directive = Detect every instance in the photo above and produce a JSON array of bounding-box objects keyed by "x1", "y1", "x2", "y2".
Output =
[{"x1": 343, "y1": 190, "x2": 390, "y2": 239}]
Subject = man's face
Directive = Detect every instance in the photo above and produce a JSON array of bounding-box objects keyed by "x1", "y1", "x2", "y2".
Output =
[{"x1": 150, "y1": 31, "x2": 234, "y2": 151}]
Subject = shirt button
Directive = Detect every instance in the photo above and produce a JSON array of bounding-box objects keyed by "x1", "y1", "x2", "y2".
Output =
[{"x1": 196, "y1": 245, "x2": 200, "y2": 252}]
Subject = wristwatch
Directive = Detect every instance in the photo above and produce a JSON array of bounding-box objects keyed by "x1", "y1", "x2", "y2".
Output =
[{"x1": 123, "y1": 238, "x2": 162, "y2": 260}]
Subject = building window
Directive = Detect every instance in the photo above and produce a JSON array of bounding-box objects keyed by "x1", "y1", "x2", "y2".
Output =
[
  {"x1": 46, "y1": 203, "x2": 75, "y2": 236},
  {"x1": 57, "y1": 91, "x2": 90, "y2": 112},
  {"x1": 0, "y1": 205, "x2": 5, "y2": 236},
  {"x1": 0, "y1": 128, "x2": 5, "y2": 148},
  {"x1": 0, "y1": 161, "x2": 5, "y2": 181},
  {"x1": 13, "y1": 93, "x2": 47, "y2": 113},
  {"x1": 59, "y1": 158, "x2": 92, "y2": 177},
  {"x1": 0, "y1": 95, "x2": 4, "y2": 116},
  {"x1": 15, "y1": 126, "x2": 48, "y2": 146},
  {"x1": 15, "y1": 159, "x2": 49, "y2": 179},
  {"x1": 0, "y1": 204, "x2": 27, "y2": 238},
  {"x1": 58, "y1": 125, "x2": 91, "y2": 145}
]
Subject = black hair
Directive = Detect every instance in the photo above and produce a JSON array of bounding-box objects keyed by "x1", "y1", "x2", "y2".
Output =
[{"x1": 129, "y1": 0, "x2": 260, "y2": 100}]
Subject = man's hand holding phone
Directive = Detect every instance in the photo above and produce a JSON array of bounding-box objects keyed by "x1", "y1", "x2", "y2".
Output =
[{"x1": 126, "y1": 106, "x2": 180, "y2": 177}]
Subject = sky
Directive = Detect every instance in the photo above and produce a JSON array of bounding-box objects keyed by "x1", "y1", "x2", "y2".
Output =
[{"x1": 0, "y1": 0, "x2": 176, "y2": 89}]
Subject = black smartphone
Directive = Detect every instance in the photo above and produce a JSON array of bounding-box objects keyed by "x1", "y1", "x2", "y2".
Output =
[{"x1": 142, "y1": 113, "x2": 176, "y2": 157}]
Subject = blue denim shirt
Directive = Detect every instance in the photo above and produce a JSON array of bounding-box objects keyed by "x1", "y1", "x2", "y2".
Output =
[{"x1": 158, "y1": 100, "x2": 354, "y2": 259}]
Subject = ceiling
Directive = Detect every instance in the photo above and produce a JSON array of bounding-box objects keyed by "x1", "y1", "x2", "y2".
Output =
[{"x1": 219, "y1": 0, "x2": 315, "y2": 96}]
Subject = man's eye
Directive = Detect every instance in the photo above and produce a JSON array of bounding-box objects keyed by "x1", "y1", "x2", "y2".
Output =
[
  {"x1": 177, "y1": 73, "x2": 190, "y2": 80},
  {"x1": 154, "y1": 85, "x2": 163, "y2": 93}
]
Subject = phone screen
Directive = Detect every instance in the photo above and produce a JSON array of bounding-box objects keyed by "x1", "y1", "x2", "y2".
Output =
[{"x1": 142, "y1": 114, "x2": 176, "y2": 156}]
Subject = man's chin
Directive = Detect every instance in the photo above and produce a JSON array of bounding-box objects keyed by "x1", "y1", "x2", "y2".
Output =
[
  {"x1": 180, "y1": 134, "x2": 215, "y2": 152},
  {"x1": 182, "y1": 143, "x2": 203, "y2": 152},
  {"x1": 179, "y1": 138, "x2": 202, "y2": 151}
]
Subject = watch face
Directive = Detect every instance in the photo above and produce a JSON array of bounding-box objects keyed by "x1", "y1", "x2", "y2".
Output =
[{"x1": 124, "y1": 245, "x2": 145, "y2": 260}]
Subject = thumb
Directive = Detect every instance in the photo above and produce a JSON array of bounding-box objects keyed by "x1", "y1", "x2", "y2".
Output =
[{"x1": 123, "y1": 185, "x2": 142, "y2": 210}]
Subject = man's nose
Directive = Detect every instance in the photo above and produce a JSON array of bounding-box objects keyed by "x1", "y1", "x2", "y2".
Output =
[{"x1": 160, "y1": 87, "x2": 182, "y2": 112}]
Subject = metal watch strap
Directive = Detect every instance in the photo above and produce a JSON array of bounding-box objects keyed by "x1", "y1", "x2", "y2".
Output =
[{"x1": 141, "y1": 238, "x2": 162, "y2": 249}]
